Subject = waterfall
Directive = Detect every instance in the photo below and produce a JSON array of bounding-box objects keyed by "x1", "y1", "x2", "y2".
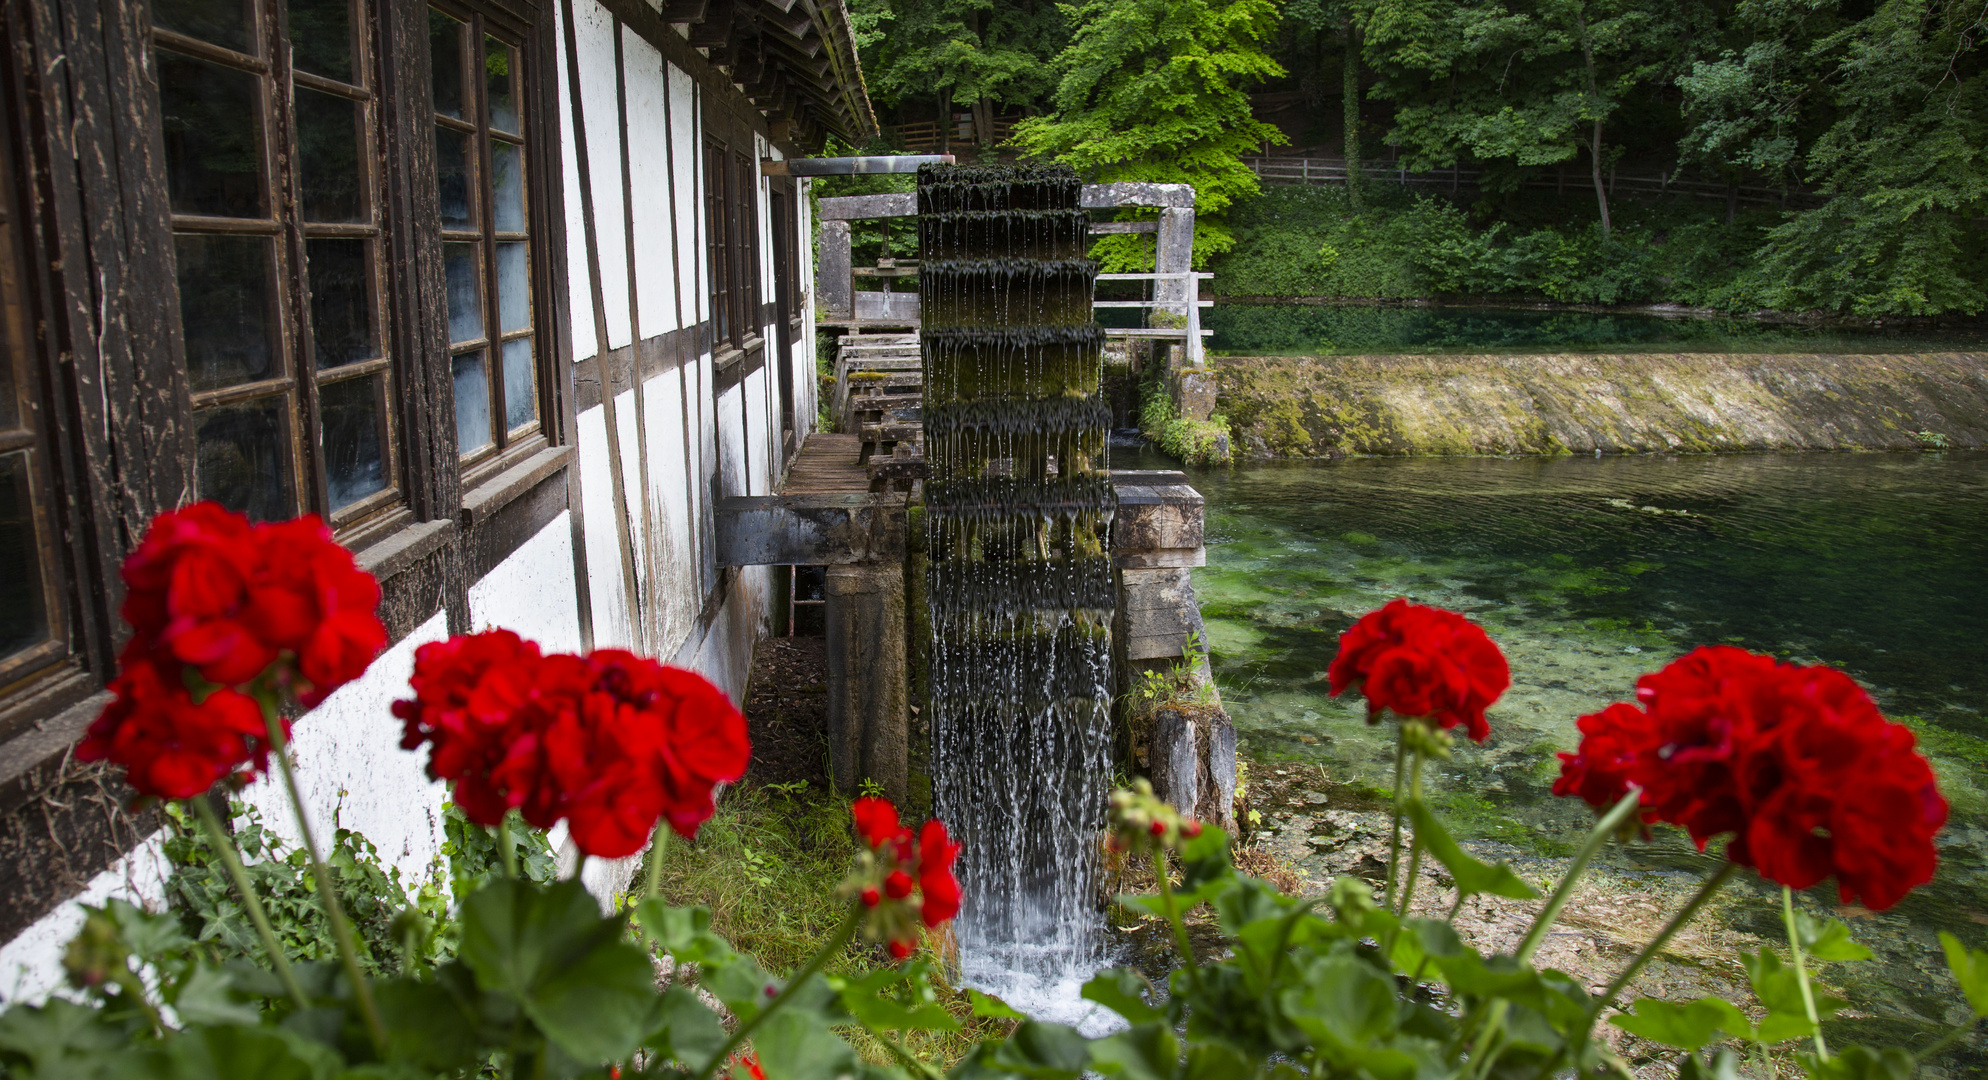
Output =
[{"x1": 918, "y1": 164, "x2": 1119, "y2": 1030}]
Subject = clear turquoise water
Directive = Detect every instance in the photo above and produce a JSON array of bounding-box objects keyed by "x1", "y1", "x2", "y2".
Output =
[
  {"x1": 1199, "y1": 303, "x2": 1988, "y2": 356},
  {"x1": 1119, "y1": 445, "x2": 1988, "y2": 1057}
]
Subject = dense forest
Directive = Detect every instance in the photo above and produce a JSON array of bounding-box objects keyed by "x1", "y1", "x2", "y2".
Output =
[{"x1": 836, "y1": 0, "x2": 1988, "y2": 317}]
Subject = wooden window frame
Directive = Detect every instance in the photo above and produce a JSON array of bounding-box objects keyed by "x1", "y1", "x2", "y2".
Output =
[
  {"x1": 154, "y1": 0, "x2": 408, "y2": 532},
  {"x1": 430, "y1": 0, "x2": 549, "y2": 486},
  {"x1": 704, "y1": 137, "x2": 732, "y2": 349}
]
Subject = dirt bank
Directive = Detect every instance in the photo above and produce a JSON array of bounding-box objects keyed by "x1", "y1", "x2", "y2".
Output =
[{"x1": 1215, "y1": 352, "x2": 1988, "y2": 456}]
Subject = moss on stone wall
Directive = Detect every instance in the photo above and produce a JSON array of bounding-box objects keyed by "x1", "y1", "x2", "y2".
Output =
[{"x1": 1215, "y1": 351, "x2": 1988, "y2": 457}]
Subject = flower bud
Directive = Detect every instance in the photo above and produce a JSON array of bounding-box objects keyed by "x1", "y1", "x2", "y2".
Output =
[
  {"x1": 885, "y1": 869, "x2": 914, "y2": 899},
  {"x1": 861, "y1": 887, "x2": 881, "y2": 908}
]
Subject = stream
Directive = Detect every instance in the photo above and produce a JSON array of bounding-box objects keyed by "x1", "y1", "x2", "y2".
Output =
[{"x1": 1117, "y1": 443, "x2": 1988, "y2": 1064}]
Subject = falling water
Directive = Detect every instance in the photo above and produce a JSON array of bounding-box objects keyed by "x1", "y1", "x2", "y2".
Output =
[{"x1": 918, "y1": 164, "x2": 1119, "y2": 1030}]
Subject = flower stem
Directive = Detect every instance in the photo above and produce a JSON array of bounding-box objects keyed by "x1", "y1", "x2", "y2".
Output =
[
  {"x1": 189, "y1": 796, "x2": 313, "y2": 1013},
  {"x1": 870, "y1": 1027, "x2": 946, "y2": 1080},
  {"x1": 497, "y1": 813, "x2": 517, "y2": 879},
  {"x1": 1514, "y1": 790, "x2": 1641, "y2": 965},
  {"x1": 694, "y1": 907, "x2": 859, "y2": 1080},
  {"x1": 1782, "y1": 885, "x2": 1828, "y2": 1061},
  {"x1": 1153, "y1": 844, "x2": 1206, "y2": 1000},
  {"x1": 643, "y1": 819, "x2": 670, "y2": 901},
  {"x1": 262, "y1": 710, "x2": 389, "y2": 1055},
  {"x1": 1383, "y1": 730, "x2": 1408, "y2": 911},
  {"x1": 1591, "y1": 862, "x2": 1738, "y2": 1019},
  {"x1": 1395, "y1": 751, "x2": 1428, "y2": 918}
]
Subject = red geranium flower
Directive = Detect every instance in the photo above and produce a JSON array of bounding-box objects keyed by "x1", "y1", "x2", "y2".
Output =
[
  {"x1": 1555, "y1": 646, "x2": 1947, "y2": 910},
  {"x1": 394, "y1": 634, "x2": 749, "y2": 859},
  {"x1": 841, "y1": 798, "x2": 962, "y2": 957},
  {"x1": 917, "y1": 820, "x2": 962, "y2": 927},
  {"x1": 1328, "y1": 599, "x2": 1510, "y2": 742},
  {"x1": 80, "y1": 503, "x2": 385, "y2": 801},
  {"x1": 852, "y1": 795, "x2": 903, "y2": 849}
]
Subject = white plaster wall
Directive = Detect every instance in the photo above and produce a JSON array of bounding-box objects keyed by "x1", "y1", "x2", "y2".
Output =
[
  {"x1": 612, "y1": 390, "x2": 649, "y2": 614},
  {"x1": 577, "y1": 403, "x2": 636, "y2": 648},
  {"x1": 216, "y1": 607, "x2": 453, "y2": 919},
  {"x1": 622, "y1": 28, "x2": 678, "y2": 336},
  {"x1": 641, "y1": 369, "x2": 697, "y2": 654},
  {"x1": 0, "y1": 832, "x2": 169, "y2": 1006},
  {"x1": 715, "y1": 382, "x2": 746, "y2": 499},
  {"x1": 743, "y1": 366, "x2": 770, "y2": 496},
  {"x1": 556, "y1": 0, "x2": 634, "y2": 359},
  {"x1": 467, "y1": 511, "x2": 585, "y2": 655}
]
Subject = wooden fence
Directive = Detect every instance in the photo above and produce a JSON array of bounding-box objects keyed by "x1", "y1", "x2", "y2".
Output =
[{"x1": 1240, "y1": 156, "x2": 1819, "y2": 209}]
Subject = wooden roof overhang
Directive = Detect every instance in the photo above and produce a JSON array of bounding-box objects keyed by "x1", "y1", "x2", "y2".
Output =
[{"x1": 658, "y1": 0, "x2": 878, "y2": 151}]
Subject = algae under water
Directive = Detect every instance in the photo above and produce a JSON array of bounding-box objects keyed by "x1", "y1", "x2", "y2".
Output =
[{"x1": 1138, "y1": 445, "x2": 1988, "y2": 1059}]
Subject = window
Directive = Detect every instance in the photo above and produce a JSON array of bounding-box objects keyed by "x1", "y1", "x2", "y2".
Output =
[
  {"x1": 153, "y1": 0, "x2": 401, "y2": 525},
  {"x1": 0, "y1": 118, "x2": 67, "y2": 706},
  {"x1": 431, "y1": 5, "x2": 540, "y2": 467},
  {"x1": 703, "y1": 140, "x2": 759, "y2": 352}
]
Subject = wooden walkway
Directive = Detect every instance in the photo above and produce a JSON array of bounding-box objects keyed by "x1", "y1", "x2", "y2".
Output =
[{"x1": 778, "y1": 434, "x2": 870, "y2": 496}]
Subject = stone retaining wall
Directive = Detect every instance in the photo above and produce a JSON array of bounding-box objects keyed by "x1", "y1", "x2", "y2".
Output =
[{"x1": 1215, "y1": 351, "x2": 1988, "y2": 456}]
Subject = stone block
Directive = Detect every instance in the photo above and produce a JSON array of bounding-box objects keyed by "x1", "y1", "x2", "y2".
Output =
[{"x1": 1175, "y1": 367, "x2": 1218, "y2": 422}]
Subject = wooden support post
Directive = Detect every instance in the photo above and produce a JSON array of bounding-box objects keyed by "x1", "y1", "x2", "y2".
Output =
[
  {"x1": 825, "y1": 563, "x2": 908, "y2": 803},
  {"x1": 818, "y1": 219, "x2": 852, "y2": 318}
]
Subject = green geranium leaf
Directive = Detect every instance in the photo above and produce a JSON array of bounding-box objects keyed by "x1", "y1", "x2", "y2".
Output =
[
  {"x1": 0, "y1": 997, "x2": 132, "y2": 1072},
  {"x1": 375, "y1": 975, "x2": 482, "y2": 1072},
  {"x1": 1940, "y1": 931, "x2": 1988, "y2": 1017},
  {"x1": 1799, "y1": 1045, "x2": 1918, "y2": 1080},
  {"x1": 170, "y1": 963, "x2": 261, "y2": 1028},
  {"x1": 1793, "y1": 913, "x2": 1874, "y2": 962},
  {"x1": 1404, "y1": 800, "x2": 1539, "y2": 900},
  {"x1": 644, "y1": 986, "x2": 728, "y2": 1065},
  {"x1": 1181, "y1": 1040, "x2": 1254, "y2": 1080},
  {"x1": 752, "y1": 1008, "x2": 860, "y2": 1080},
  {"x1": 457, "y1": 877, "x2": 655, "y2": 1063},
  {"x1": 1677, "y1": 1049, "x2": 1745, "y2": 1080},
  {"x1": 634, "y1": 900, "x2": 734, "y2": 967},
  {"x1": 1741, "y1": 947, "x2": 1842, "y2": 1034},
  {"x1": 1283, "y1": 951, "x2": 1401, "y2": 1049},
  {"x1": 1085, "y1": 1022, "x2": 1179, "y2": 1080},
  {"x1": 165, "y1": 1024, "x2": 342, "y2": 1080},
  {"x1": 1609, "y1": 997, "x2": 1752, "y2": 1050},
  {"x1": 967, "y1": 989, "x2": 1025, "y2": 1021},
  {"x1": 1081, "y1": 968, "x2": 1165, "y2": 1025},
  {"x1": 988, "y1": 1021, "x2": 1092, "y2": 1078}
]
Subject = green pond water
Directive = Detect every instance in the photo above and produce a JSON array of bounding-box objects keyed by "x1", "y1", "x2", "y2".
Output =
[
  {"x1": 1118, "y1": 444, "x2": 1988, "y2": 1061},
  {"x1": 1195, "y1": 303, "x2": 1988, "y2": 356}
]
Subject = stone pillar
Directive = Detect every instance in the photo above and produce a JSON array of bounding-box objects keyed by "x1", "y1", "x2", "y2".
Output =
[
  {"x1": 1151, "y1": 206, "x2": 1195, "y2": 320},
  {"x1": 825, "y1": 563, "x2": 908, "y2": 802},
  {"x1": 817, "y1": 219, "x2": 852, "y2": 319}
]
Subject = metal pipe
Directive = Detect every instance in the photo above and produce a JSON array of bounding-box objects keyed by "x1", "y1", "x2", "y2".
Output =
[{"x1": 761, "y1": 154, "x2": 954, "y2": 176}]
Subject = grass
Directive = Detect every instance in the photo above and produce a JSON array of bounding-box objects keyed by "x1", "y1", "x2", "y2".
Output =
[{"x1": 640, "y1": 782, "x2": 1012, "y2": 1068}]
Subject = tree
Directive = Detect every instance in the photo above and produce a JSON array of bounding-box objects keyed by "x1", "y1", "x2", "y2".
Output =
[
  {"x1": 852, "y1": 0, "x2": 1070, "y2": 151},
  {"x1": 1283, "y1": 0, "x2": 1368, "y2": 210},
  {"x1": 1361, "y1": 0, "x2": 1701, "y2": 237},
  {"x1": 1688, "y1": 0, "x2": 1988, "y2": 315},
  {"x1": 1012, "y1": 0, "x2": 1287, "y2": 267}
]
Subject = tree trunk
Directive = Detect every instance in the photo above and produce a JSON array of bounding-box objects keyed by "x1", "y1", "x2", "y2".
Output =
[
  {"x1": 939, "y1": 88, "x2": 951, "y2": 155},
  {"x1": 1343, "y1": 10, "x2": 1363, "y2": 211},
  {"x1": 1590, "y1": 119, "x2": 1611, "y2": 239},
  {"x1": 974, "y1": 98, "x2": 993, "y2": 148}
]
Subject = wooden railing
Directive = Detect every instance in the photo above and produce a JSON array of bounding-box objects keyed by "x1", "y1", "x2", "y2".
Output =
[
  {"x1": 888, "y1": 115, "x2": 1021, "y2": 154},
  {"x1": 1096, "y1": 272, "x2": 1214, "y2": 368},
  {"x1": 1240, "y1": 155, "x2": 1819, "y2": 209}
]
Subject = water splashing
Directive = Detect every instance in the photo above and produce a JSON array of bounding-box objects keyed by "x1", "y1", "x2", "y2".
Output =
[{"x1": 918, "y1": 164, "x2": 1120, "y2": 1032}]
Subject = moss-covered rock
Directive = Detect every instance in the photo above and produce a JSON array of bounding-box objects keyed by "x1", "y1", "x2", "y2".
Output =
[{"x1": 1215, "y1": 351, "x2": 1988, "y2": 456}]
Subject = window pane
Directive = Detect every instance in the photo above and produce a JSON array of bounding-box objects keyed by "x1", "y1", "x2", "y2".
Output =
[
  {"x1": 490, "y1": 140, "x2": 525, "y2": 232},
  {"x1": 495, "y1": 241, "x2": 529, "y2": 333},
  {"x1": 157, "y1": 52, "x2": 263, "y2": 218},
  {"x1": 287, "y1": 0, "x2": 353, "y2": 82},
  {"x1": 196, "y1": 396, "x2": 294, "y2": 521},
  {"x1": 0, "y1": 451, "x2": 48, "y2": 659},
  {"x1": 306, "y1": 238, "x2": 376, "y2": 367},
  {"x1": 436, "y1": 127, "x2": 476, "y2": 228},
  {"x1": 501, "y1": 338, "x2": 534, "y2": 431},
  {"x1": 452, "y1": 351, "x2": 491, "y2": 453},
  {"x1": 294, "y1": 89, "x2": 365, "y2": 223},
  {"x1": 319, "y1": 374, "x2": 387, "y2": 509},
  {"x1": 176, "y1": 234, "x2": 277, "y2": 391},
  {"x1": 296, "y1": 88, "x2": 363, "y2": 222},
  {"x1": 486, "y1": 37, "x2": 519, "y2": 134},
  {"x1": 429, "y1": 10, "x2": 466, "y2": 120},
  {"x1": 443, "y1": 242, "x2": 483, "y2": 343},
  {"x1": 152, "y1": 0, "x2": 250, "y2": 54}
]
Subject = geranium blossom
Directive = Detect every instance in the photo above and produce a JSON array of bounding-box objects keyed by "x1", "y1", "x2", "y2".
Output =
[
  {"x1": 842, "y1": 797, "x2": 961, "y2": 957},
  {"x1": 1556, "y1": 645, "x2": 1947, "y2": 910},
  {"x1": 1328, "y1": 599, "x2": 1510, "y2": 741},
  {"x1": 394, "y1": 633, "x2": 750, "y2": 858}
]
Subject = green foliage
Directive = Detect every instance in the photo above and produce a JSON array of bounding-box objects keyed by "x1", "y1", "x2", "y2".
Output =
[
  {"x1": 161, "y1": 800, "x2": 454, "y2": 977},
  {"x1": 852, "y1": 0, "x2": 1068, "y2": 117},
  {"x1": 1012, "y1": 0, "x2": 1287, "y2": 267},
  {"x1": 1137, "y1": 374, "x2": 1231, "y2": 465}
]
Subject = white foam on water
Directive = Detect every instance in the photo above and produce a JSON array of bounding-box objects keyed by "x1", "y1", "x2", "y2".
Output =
[{"x1": 960, "y1": 940, "x2": 1126, "y2": 1037}]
